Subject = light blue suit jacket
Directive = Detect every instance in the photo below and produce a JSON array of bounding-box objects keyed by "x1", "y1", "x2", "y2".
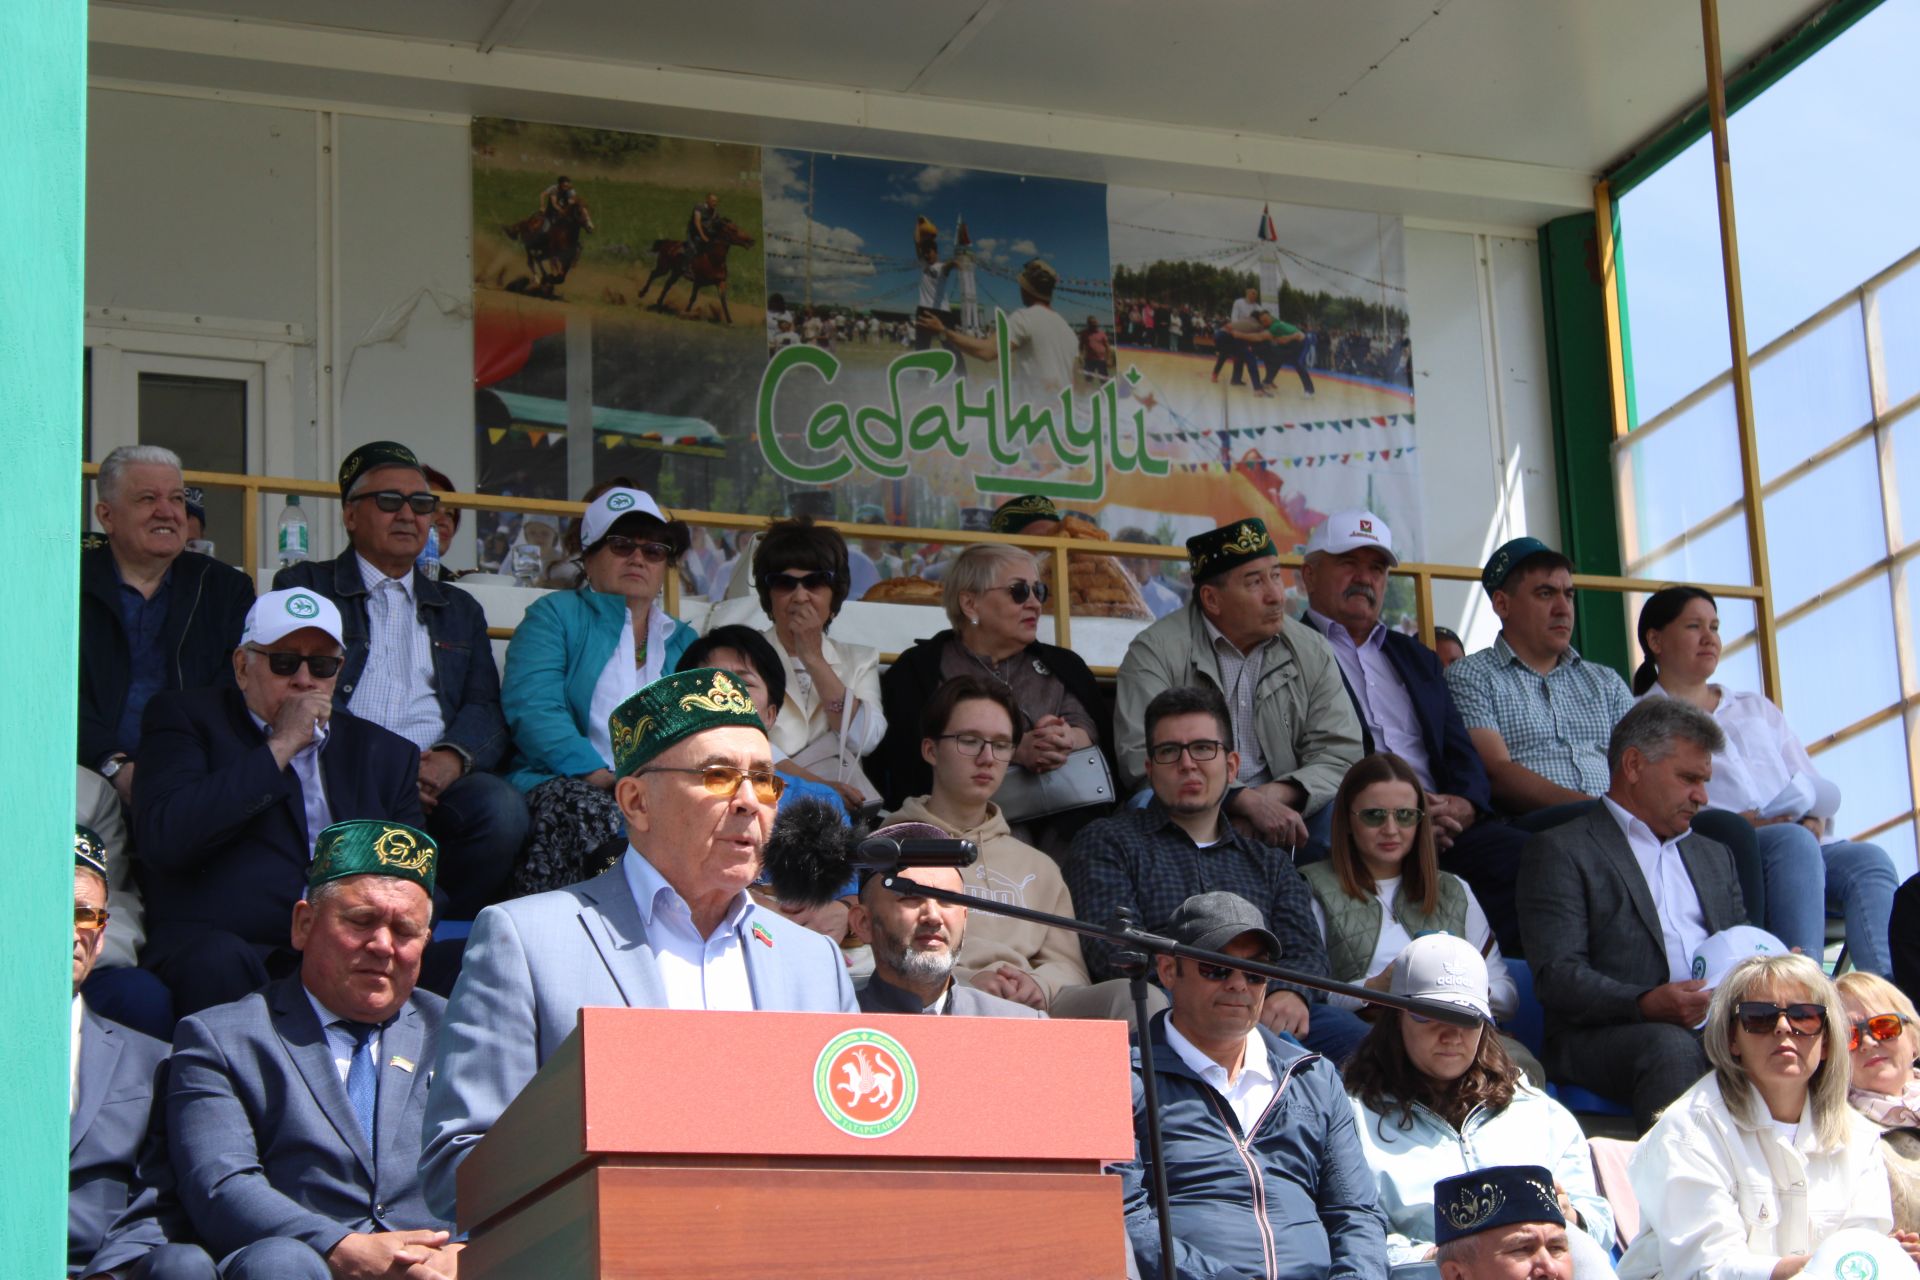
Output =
[
  {"x1": 168, "y1": 977, "x2": 447, "y2": 1262},
  {"x1": 419, "y1": 855, "x2": 858, "y2": 1221}
]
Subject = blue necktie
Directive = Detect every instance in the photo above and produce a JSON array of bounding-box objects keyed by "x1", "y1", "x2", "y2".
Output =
[{"x1": 337, "y1": 1020, "x2": 378, "y2": 1149}]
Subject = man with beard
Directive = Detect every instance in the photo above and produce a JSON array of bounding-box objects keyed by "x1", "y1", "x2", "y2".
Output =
[
  {"x1": 849, "y1": 823, "x2": 1042, "y2": 1019},
  {"x1": 1298, "y1": 509, "x2": 1530, "y2": 953},
  {"x1": 1116, "y1": 518, "x2": 1360, "y2": 856}
]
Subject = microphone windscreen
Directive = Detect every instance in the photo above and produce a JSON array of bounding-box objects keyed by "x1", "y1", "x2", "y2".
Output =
[{"x1": 761, "y1": 798, "x2": 862, "y2": 906}]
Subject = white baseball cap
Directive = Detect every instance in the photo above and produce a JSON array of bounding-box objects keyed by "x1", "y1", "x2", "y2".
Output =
[
  {"x1": 1390, "y1": 934, "x2": 1492, "y2": 1021},
  {"x1": 1690, "y1": 925, "x2": 1789, "y2": 991},
  {"x1": 242, "y1": 588, "x2": 344, "y2": 648},
  {"x1": 579, "y1": 487, "x2": 666, "y2": 548},
  {"x1": 1305, "y1": 509, "x2": 1398, "y2": 566},
  {"x1": 1801, "y1": 1229, "x2": 1913, "y2": 1280}
]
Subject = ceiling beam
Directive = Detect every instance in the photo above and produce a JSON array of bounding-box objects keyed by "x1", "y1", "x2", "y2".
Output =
[{"x1": 88, "y1": 4, "x2": 1595, "y2": 223}]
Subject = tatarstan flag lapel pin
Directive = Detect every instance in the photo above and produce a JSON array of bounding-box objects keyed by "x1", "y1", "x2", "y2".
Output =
[{"x1": 752, "y1": 922, "x2": 774, "y2": 948}]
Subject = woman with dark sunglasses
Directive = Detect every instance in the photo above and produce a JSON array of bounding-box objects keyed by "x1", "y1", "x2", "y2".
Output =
[
  {"x1": 1343, "y1": 934, "x2": 1614, "y2": 1276},
  {"x1": 500, "y1": 481, "x2": 695, "y2": 895},
  {"x1": 1300, "y1": 753, "x2": 1538, "y2": 1081},
  {"x1": 1620, "y1": 954, "x2": 1910, "y2": 1280},
  {"x1": 750, "y1": 517, "x2": 886, "y2": 810},
  {"x1": 869, "y1": 542, "x2": 1114, "y2": 857},
  {"x1": 1836, "y1": 971, "x2": 1920, "y2": 1230}
]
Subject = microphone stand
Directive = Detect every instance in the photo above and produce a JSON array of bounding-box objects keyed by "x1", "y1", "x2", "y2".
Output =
[{"x1": 880, "y1": 872, "x2": 1482, "y2": 1280}]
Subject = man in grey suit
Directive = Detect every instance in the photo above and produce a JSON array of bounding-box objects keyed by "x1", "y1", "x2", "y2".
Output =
[
  {"x1": 849, "y1": 834, "x2": 1044, "y2": 1018},
  {"x1": 167, "y1": 819, "x2": 456, "y2": 1279},
  {"x1": 70, "y1": 827, "x2": 215, "y2": 1280},
  {"x1": 1515, "y1": 698, "x2": 1745, "y2": 1128},
  {"x1": 421, "y1": 668, "x2": 859, "y2": 1223}
]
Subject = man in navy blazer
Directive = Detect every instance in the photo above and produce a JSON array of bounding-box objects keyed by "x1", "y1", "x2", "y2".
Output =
[
  {"x1": 70, "y1": 829, "x2": 215, "y2": 1280},
  {"x1": 1299, "y1": 510, "x2": 1531, "y2": 952},
  {"x1": 168, "y1": 819, "x2": 457, "y2": 1279},
  {"x1": 134, "y1": 589, "x2": 424, "y2": 1017},
  {"x1": 421, "y1": 668, "x2": 858, "y2": 1222}
]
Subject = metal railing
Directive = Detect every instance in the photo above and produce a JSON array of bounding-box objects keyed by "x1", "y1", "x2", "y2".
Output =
[{"x1": 82, "y1": 464, "x2": 1767, "y2": 676}]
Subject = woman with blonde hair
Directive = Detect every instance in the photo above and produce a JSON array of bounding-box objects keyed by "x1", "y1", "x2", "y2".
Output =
[
  {"x1": 1836, "y1": 970, "x2": 1920, "y2": 1230},
  {"x1": 1619, "y1": 953, "x2": 1912, "y2": 1280}
]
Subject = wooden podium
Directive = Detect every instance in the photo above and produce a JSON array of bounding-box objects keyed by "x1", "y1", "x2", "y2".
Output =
[{"x1": 456, "y1": 1007, "x2": 1136, "y2": 1278}]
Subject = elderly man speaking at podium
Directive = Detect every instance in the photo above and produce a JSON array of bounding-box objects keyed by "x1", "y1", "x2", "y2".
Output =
[{"x1": 421, "y1": 668, "x2": 857, "y2": 1219}]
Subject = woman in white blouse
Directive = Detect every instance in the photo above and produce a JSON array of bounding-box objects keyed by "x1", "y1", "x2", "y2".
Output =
[
  {"x1": 1299, "y1": 751, "x2": 1540, "y2": 1083},
  {"x1": 1619, "y1": 953, "x2": 1909, "y2": 1280},
  {"x1": 1635, "y1": 586, "x2": 1897, "y2": 975},
  {"x1": 751, "y1": 517, "x2": 886, "y2": 809}
]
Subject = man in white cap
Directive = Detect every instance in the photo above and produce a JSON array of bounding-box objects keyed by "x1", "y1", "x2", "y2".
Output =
[
  {"x1": 1299, "y1": 509, "x2": 1531, "y2": 954},
  {"x1": 132, "y1": 588, "x2": 426, "y2": 1016}
]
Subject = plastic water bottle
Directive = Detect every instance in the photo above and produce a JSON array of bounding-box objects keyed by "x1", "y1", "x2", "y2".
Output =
[
  {"x1": 415, "y1": 525, "x2": 441, "y2": 581},
  {"x1": 276, "y1": 495, "x2": 310, "y2": 568},
  {"x1": 510, "y1": 539, "x2": 541, "y2": 588}
]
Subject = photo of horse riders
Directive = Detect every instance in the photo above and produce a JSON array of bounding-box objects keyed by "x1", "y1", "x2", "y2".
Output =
[{"x1": 502, "y1": 174, "x2": 596, "y2": 297}]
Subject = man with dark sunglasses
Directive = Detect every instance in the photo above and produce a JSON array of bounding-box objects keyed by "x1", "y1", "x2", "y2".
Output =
[
  {"x1": 132, "y1": 589, "x2": 424, "y2": 1018},
  {"x1": 276, "y1": 440, "x2": 527, "y2": 920},
  {"x1": 1115, "y1": 890, "x2": 1387, "y2": 1280},
  {"x1": 422, "y1": 667, "x2": 858, "y2": 1224}
]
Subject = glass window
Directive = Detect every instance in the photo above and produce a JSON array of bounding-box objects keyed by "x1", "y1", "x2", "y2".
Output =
[
  {"x1": 1776, "y1": 578, "x2": 1902, "y2": 745},
  {"x1": 139, "y1": 373, "x2": 247, "y2": 564},
  {"x1": 1634, "y1": 511, "x2": 1752, "y2": 588},
  {"x1": 1618, "y1": 383, "x2": 1744, "y2": 564},
  {"x1": 1761, "y1": 440, "x2": 1886, "y2": 612},
  {"x1": 1751, "y1": 305, "x2": 1873, "y2": 482},
  {"x1": 1877, "y1": 259, "x2": 1920, "y2": 410}
]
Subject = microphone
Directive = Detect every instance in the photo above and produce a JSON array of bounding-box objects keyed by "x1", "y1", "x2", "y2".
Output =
[
  {"x1": 760, "y1": 804, "x2": 978, "y2": 906},
  {"x1": 853, "y1": 836, "x2": 977, "y2": 868}
]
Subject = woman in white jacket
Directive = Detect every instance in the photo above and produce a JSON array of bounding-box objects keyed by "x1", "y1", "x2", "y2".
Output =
[
  {"x1": 1346, "y1": 934, "x2": 1614, "y2": 1275},
  {"x1": 1619, "y1": 953, "x2": 1913, "y2": 1280}
]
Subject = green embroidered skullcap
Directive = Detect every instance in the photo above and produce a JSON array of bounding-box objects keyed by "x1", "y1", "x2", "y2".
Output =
[
  {"x1": 610, "y1": 667, "x2": 767, "y2": 778},
  {"x1": 338, "y1": 440, "x2": 422, "y2": 499},
  {"x1": 989, "y1": 494, "x2": 1061, "y2": 536},
  {"x1": 1480, "y1": 536, "x2": 1570, "y2": 596},
  {"x1": 1186, "y1": 518, "x2": 1275, "y2": 583},
  {"x1": 74, "y1": 825, "x2": 109, "y2": 884},
  {"x1": 307, "y1": 819, "x2": 438, "y2": 896}
]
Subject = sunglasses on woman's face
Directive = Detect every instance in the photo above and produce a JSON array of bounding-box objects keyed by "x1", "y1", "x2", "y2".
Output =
[
  {"x1": 1849, "y1": 1012, "x2": 1913, "y2": 1051},
  {"x1": 1734, "y1": 1001, "x2": 1827, "y2": 1037},
  {"x1": 1352, "y1": 807, "x2": 1423, "y2": 829},
  {"x1": 989, "y1": 579, "x2": 1049, "y2": 606},
  {"x1": 599, "y1": 535, "x2": 672, "y2": 563},
  {"x1": 763, "y1": 569, "x2": 835, "y2": 593}
]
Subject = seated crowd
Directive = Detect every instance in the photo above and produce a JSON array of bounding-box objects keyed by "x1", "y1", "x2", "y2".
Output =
[{"x1": 65, "y1": 440, "x2": 1920, "y2": 1278}]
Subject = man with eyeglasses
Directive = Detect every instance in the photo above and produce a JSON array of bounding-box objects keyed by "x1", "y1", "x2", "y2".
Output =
[
  {"x1": 1515, "y1": 697, "x2": 1747, "y2": 1129},
  {"x1": 421, "y1": 667, "x2": 858, "y2": 1222},
  {"x1": 276, "y1": 441, "x2": 526, "y2": 920},
  {"x1": 69, "y1": 827, "x2": 217, "y2": 1280},
  {"x1": 80, "y1": 443, "x2": 254, "y2": 815},
  {"x1": 132, "y1": 589, "x2": 424, "y2": 1017},
  {"x1": 1065, "y1": 685, "x2": 1368, "y2": 1062},
  {"x1": 1116, "y1": 517, "x2": 1361, "y2": 858},
  {"x1": 1115, "y1": 890, "x2": 1387, "y2": 1280},
  {"x1": 1299, "y1": 509, "x2": 1532, "y2": 953}
]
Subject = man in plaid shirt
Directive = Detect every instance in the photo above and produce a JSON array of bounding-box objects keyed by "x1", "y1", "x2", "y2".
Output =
[{"x1": 1059, "y1": 684, "x2": 1367, "y2": 1063}]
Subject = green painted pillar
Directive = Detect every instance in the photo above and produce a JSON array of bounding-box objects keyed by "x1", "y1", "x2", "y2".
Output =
[
  {"x1": 1538, "y1": 212, "x2": 1630, "y2": 677},
  {"x1": 0, "y1": 0, "x2": 85, "y2": 1267}
]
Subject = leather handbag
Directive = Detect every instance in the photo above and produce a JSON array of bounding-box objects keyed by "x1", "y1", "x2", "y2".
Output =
[{"x1": 993, "y1": 745, "x2": 1114, "y2": 823}]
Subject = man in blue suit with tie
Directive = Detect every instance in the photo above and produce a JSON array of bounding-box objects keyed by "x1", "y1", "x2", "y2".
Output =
[
  {"x1": 134, "y1": 589, "x2": 424, "y2": 1017},
  {"x1": 167, "y1": 820, "x2": 456, "y2": 1279},
  {"x1": 422, "y1": 668, "x2": 858, "y2": 1222},
  {"x1": 69, "y1": 827, "x2": 215, "y2": 1280},
  {"x1": 1297, "y1": 510, "x2": 1531, "y2": 952}
]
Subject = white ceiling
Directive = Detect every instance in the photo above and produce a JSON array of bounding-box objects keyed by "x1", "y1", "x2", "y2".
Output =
[{"x1": 91, "y1": 0, "x2": 1833, "y2": 225}]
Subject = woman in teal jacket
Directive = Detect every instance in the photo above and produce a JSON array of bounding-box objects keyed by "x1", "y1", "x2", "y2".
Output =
[{"x1": 502, "y1": 484, "x2": 696, "y2": 893}]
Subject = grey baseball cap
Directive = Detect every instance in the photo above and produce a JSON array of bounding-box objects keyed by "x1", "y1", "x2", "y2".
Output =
[{"x1": 1165, "y1": 892, "x2": 1280, "y2": 960}]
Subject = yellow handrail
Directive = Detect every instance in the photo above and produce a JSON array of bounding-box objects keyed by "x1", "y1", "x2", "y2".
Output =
[{"x1": 82, "y1": 463, "x2": 1767, "y2": 661}]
